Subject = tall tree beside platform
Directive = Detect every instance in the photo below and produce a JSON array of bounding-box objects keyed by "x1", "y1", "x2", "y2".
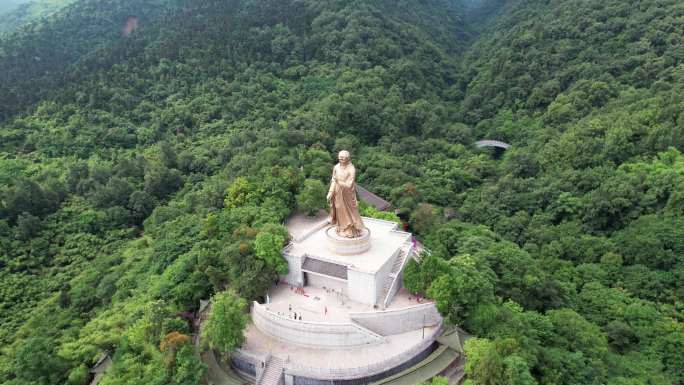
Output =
[
  {"x1": 296, "y1": 179, "x2": 327, "y2": 217},
  {"x1": 202, "y1": 291, "x2": 248, "y2": 353}
]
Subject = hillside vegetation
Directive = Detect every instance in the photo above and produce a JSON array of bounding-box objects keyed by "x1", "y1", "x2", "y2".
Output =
[
  {"x1": 0, "y1": 1, "x2": 682, "y2": 385},
  {"x1": 0, "y1": 0, "x2": 75, "y2": 35}
]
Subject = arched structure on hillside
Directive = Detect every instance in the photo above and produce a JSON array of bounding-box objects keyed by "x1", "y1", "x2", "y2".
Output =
[{"x1": 474, "y1": 140, "x2": 511, "y2": 150}]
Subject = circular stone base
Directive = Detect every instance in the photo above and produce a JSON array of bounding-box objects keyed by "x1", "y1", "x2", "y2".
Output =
[{"x1": 325, "y1": 226, "x2": 371, "y2": 255}]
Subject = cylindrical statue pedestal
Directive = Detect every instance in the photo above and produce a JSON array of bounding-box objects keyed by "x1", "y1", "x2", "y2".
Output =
[{"x1": 325, "y1": 226, "x2": 371, "y2": 255}]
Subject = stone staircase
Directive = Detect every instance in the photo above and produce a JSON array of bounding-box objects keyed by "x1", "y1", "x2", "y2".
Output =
[
  {"x1": 380, "y1": 242, "x2": 413, "y2": 307},
  {"x1": 258, "y1": 357, "x2": 284, "y2": 385}
]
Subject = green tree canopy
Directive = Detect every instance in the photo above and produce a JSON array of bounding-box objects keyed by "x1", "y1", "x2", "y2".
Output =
[{"x1": 202, "y1": 290, "x2": 249, "y2": 354}]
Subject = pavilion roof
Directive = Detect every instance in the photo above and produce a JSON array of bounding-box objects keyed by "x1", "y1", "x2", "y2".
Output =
[{"x1": 357, "y1": 185, "x2": 391, "y2": 211}]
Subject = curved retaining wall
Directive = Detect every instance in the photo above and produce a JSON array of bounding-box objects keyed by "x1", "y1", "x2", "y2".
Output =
[
  {"x1": 285, "y1": 324, "x2": 443, "y2": 381},
  {"x1": 230, "y1": 348, "x2": 265, "y2": 379},
  {"x1": 252, "y1": 302, "x2": 385, "y2": 348},
  {"x1": 349, "y1": 303, "x2": 442, "y2": 336}
]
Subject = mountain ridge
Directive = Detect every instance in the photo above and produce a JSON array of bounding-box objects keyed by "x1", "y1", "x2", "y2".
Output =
[{"x1": 0, "y1": 1, "x2": 682, "y2": 385}]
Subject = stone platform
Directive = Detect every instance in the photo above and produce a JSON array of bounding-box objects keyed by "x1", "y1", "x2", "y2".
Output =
[
  {"x1": 281, "y1": 213, "x2": 412, "y2": 307},
  {"x1": 229, "y1": 211, "x2": 447, "y2": 385},
  {"x1": 285, "y1": 214, "x2": 409, "y2": 274},
  {"x1": 325, "y1": 226, "x2": 371, "y2": 255},
  {"x1": 242, "y1": 321, "x2": 440, "y2": 376},
  {"x1": 235, "y1": 285, "x2": 443, "y2": 383}
]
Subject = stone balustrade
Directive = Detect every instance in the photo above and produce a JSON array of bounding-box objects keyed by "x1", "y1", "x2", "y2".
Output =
[
  {"x1": 283, "y1": 324, "x2": 443, "y2": 380},
  {"x1": 252, "y1": 302, "x2": 385, "y2": 348},
  {"x1": 349, "y1": 303, "x2": 442, "y2": 336}
]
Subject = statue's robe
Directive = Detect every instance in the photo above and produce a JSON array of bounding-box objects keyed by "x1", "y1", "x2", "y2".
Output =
[{"x1": 329, "y1": 163, "x2": 364, "y2": 238}]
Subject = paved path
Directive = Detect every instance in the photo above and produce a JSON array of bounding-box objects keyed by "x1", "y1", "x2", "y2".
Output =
[{"x1": 370, "y1": 345, "x2": 459, "y2": 385}]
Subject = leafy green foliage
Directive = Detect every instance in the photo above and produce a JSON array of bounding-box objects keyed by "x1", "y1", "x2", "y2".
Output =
[
  {"x1": 427, "y1": 254, "x2": 495, "y2": 325},
  {"x1": 359, "y1": 202, "x2": 402, "y2": 224},
  {"x1": 202, "y1": 290, "x2": 248, "y2": 354},
  {"x1": 420, "y1": 376, "x2": 450, "y2": 385},
  {"x1": 0, "y1": 0, "x2": 682, "y2": 384},
  {"x1": 0, "y1": 0, "x2": 75, "y2": 35},
  {"x1": 254, "y1": 224, "x2": 289, "y2": 276},
  {"x1": 296, "y1": 179, "x2": 327, "y2": 216}
]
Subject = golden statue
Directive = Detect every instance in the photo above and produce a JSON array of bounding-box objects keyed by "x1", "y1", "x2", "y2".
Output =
[{"x1": 326, "y1": 150, "x2": 365, "y2": 238}]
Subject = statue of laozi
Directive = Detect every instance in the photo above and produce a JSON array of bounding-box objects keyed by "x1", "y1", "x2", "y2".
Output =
[{"x1": 326, "y1": 150, "x2": 365, "y2": 238}]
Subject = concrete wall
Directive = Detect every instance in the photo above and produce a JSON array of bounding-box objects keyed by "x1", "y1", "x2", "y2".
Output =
[
  {"x1": 306, "y1": 272, "x2": 347, "y2": 294},
  {"x1": 374, "y1": 249, "x2": 398, "y2": 305},
  {"x1": 290, "y1": 342, "x2": 437, "y2": 385},
  {"x1": 347, "y1": 268, "x2": 377, "y2": 306},
  {"x1": 349, "y1": 303, "x2": 442, "y2": 336},
  {"x1": 282, "y1": 248, "x2": 304, "y2": 286},
  {"x1": 284, "y1": 325, "x2": 443, "y2": 380},
  {"x1": 252, "y1": 302, "x2": 384, "y2": 348},
  {"x1": 383, "y1": 243, "x2": 413, "y2": 307},
  {"x1": 230, "y1": 349, "x2": 268, "y2": 381},
  {"x1": 384, "y1": 271, "x2": 403, "y2": 307},
  {"x1": 363, "y1": 217, "x2": 400, "y2": 231}
]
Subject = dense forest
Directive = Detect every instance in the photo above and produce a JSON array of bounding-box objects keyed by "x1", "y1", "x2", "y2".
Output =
[
  {"x1": 0, "y1": 0, "x2": 682, "y2": 384},
  {"x1": 0, "y1": 0, "x2": 74, "y2": 34},
  {"x1": 0, "y1": 0, "x2": 26, "y2": 15}
]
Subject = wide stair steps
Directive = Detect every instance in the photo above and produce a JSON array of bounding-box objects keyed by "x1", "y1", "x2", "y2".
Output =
[
  {"x1": 258, "y1": 357, "x2": 284, "y2": 385},
  {"x1": 380, "y1": 242, "x2": 413, "y2": 306}
]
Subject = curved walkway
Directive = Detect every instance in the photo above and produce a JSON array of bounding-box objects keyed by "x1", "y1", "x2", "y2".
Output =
[
  {"x1": 371, "y1": 345, "x2": 459, "y2": 385},
  {"x1": 474, "y1": 140, "x2": 511, "y2": 149},
  {"x1": 371, "y1": 327, "x2": 467, "y2": 385}
]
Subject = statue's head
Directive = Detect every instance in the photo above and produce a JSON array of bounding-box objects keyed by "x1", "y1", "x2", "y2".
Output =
[{"x1": 338, "y1": 150, "x2": 351, "y2": 165}]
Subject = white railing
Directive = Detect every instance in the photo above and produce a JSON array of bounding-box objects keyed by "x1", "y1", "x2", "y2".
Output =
[
  {"x1": 350, "y1": 303, "x2": 442, "y2": 336},
  {"x1": 293, "y1": 219, "x2": 330, "y2": 242},
  {"x1": 413, "y1": 247, "x2": 430, "y2": 263},
  {"x1": 350, "y1": 302, "x2": 439, "y2": 319},
  {"x1": 252, "y1": 302, "x2": 385, "y2": 347},
  {"x1": 284, "y1": 324, "x2": 443, "y2": 380},
  {"x1": 382, "y1": 240, "x2": 413, "y2": 308},
  {"x1": 363, "y1": 216, "x2": 402, "y2": 228},
  {"x1": 389, "y1": 229, "x2": 413, "y2": 237}
]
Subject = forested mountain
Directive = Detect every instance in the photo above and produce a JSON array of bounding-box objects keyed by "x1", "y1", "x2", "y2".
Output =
[
  {"x1": 0, "y1": 0, "x2": 25, "y2": 15},
  {"x1": 0, "y1": 0, "x2": 75, "y2": 34},
  {"x1": 0, "y1": 1, "x2": 682, "y2": 385}
]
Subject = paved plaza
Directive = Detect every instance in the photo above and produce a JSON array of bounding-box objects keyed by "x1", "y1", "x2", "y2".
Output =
[
  {"x1": 265, "y1": 283, "x2": 432, "y2": 323},
  {"x1": 234, "y1": 210, "x2": 446, "y2": 383},
  {"x1": 287, "y1": 216, "x2": 409, "y2": 274},
  {"x1": 285, "y1": 210, "x2": 329, "y2": 241},
  {"x1": 242, "y1": 320, "x2": 438, "y2": 369}
]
